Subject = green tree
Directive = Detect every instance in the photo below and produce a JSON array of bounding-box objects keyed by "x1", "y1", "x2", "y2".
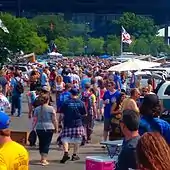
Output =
[
  {"x1": 26, "y1": 33, "x2": 47, "y2": 54},
  {"x1": 0, "y1": 13, "x2": 47, "y2": 58},
  {"x1": 149, "y1": 36, "x2": 169, "y2": 56},
  {"x1": 131, "y1": 38, "x2": 150, "y2": 55},
  {"x1": 67, "y1": 37, "x2": 84, "y2": 54},
  {"x1": 32, "y1": 14, "x2": 70, "y2": 42},
  {"x1": 115, "y1": 12, "x2": 158, "y2": 38},
  {"x1": 106, "y1": 35, "x2": 121, "y2": 55},
  {"x1": 54, "y1": 36, "x2": 68, "y2": 52},
  {"x1": 88, "y1": 37, "x2": 104, "y2": 54}
]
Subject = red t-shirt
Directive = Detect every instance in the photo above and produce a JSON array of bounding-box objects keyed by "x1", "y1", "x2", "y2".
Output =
[{"x1": 50, "y1": 72, "x2": 56, "y2": 81}]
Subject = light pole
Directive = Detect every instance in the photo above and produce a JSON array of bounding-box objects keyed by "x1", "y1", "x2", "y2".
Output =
[{"x1": 84, "y1": 22, "x2": 90, "y2": 55}]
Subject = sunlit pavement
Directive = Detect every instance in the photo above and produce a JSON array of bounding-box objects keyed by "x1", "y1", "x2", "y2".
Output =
[{"x1": 8, "y1": 93, "x2": 105, "y2": 170}]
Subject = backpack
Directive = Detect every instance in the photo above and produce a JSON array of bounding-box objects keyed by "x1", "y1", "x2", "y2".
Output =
[
  {"x1": 28, "y1": 130, "x2": 37, "y2": 146},
  {"x1": 81, "y1": 91, "x2": 91, "y2": 111},
  {"x1": 32, "y1": 96, "x2": 43, "y2": 108},
  {"x1": 15, "y1": 78, "x2": 24, "y2": 94}
]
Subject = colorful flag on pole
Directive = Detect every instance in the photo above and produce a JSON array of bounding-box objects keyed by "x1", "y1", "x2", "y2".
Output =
[
  {"x1": 122, "y1": 26, "x2": 132, "y2": 44},
  {"x1": 0, "y1": 19, "x2": 9, "y2": 33}
]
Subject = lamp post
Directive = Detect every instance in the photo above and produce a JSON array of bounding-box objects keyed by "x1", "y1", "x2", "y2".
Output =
[{"x1": 84, "y1": 22, "x2": 90, "y2": 55}]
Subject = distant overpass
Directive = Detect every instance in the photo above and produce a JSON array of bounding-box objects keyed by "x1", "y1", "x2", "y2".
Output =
[
  {"x1": 0, "y1": 0, "x2": 170, "y2": 23},
  {"x1": 0, "y1": 0, "x2": 170, "y2": 43}
]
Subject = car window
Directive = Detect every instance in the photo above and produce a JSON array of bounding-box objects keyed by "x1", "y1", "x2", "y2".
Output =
[
  {"x1": 18, "y1": 67, "x2": 27, "y2": 72},
  {"x1": 164, "y1": 85, "x2": 170, "y2": 95},
  {"x1": 141, "y1": 75, "x2": 150, "y2": 79}
]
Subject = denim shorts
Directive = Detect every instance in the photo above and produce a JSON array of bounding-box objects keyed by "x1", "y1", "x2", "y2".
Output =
[
  {"x1": 104, "y1": 118, "x2": 111, "y2": 131},
  {"x1": 99, "y1": 99, "x2": 104, "y2": 109}
]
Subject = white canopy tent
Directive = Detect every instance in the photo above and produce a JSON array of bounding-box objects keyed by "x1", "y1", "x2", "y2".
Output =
[
  {"x1": 48, "y1": 52, "x2": 62, "y2": 57},
  {"x1": 108, "y1": 59, "x2": 161, "y2": 72}
]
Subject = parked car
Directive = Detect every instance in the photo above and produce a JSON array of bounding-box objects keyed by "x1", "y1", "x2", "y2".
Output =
[{"x1": 156, "y1": 80, "x2": 170, "y2": 123}]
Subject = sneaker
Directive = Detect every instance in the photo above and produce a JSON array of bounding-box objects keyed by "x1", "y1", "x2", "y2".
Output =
[
  {"x1": 101, "y1": 145, "x2": 106, "y2": 149},
  {"x1": 41, "y1": 160, "x2": 49, "y2": 166},
  {"x1": 80, "y1": 140, "x2": 86, "y2": 146},
  {"x1": 60, "y1": 155, "x2": 70, "y2": 164},
  {"x1": 71, "y1": 155, "x2": 80, "y2": 161}
]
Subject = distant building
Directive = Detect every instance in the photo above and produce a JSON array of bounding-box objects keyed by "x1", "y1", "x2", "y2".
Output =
[
  {"x1": 0, "y1": 0, "x2": 170, "y2": 37},
  {"x1": 0, "y1": 0, "x2": 169, "y2": 25}
]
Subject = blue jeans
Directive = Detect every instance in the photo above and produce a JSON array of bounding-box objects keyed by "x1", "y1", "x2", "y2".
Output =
[
  {"x1": 36, "y1": 130, "x2": 54, "y2": 156},
  {"x1": 11, "y1": 95, "x2": 22, "y2": 116},
  {"x1": 83, "y1": 114, "x2": 94, "y2": 141},
  {"x1": 50, "y1": 80, "x2": 55, "y2": 88}
]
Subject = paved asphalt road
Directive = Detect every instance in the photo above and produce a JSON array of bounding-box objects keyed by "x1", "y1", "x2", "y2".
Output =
[{"x1": 8, "y1": 93, "x2": 105, "y2": 170}]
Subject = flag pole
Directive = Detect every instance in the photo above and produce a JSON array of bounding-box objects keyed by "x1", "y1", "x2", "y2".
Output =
[{"x1": 120, "y1": 26, "x2": 123, "y2": 57}]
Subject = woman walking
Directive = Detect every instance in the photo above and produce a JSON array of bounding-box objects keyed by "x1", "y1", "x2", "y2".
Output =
[
  {"x1": 56, "y1": 75, "x2": 65, "y2": 105},
  {"x1": 110, "y1": 92, "x2": 126, "y2": 140},
  {"x1": 33, "y1": 93, "x2": 58, "y2": 166}
]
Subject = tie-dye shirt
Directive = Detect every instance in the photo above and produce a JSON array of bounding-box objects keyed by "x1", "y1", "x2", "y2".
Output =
[{"x1": 0, "y1": 94, "x2": 10, "y2": 112}]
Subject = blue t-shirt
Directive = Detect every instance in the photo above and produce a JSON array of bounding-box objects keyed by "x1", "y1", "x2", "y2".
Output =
[
  {"x1": 114, "y1": 75, "x2": 122, "y2": 90},
  {"x1": 103, "y1": 90, "x2": 120, "y2": 118},
  {"x1": 63, "y1": 75, "x2": 71, "y2": 84},
  {"x1": 139, "y1": 116, "x2": 170, "y2": 144},
  {"x1": 61, "y1": 98, "x2": 86, "y2": 128},
  {"x1": 41, "y1": 73, "x2": 48, "y2": 86},
  {"x1": 130, "y1": 74, "x2": 136, "y2": 88},
  {"x1": 57, "y1": 91, "x2": 71, "y2": 110}
]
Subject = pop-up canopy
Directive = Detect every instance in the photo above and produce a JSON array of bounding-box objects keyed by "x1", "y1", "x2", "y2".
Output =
[{"x1": 108, "y1": 58, "x2": 161, "y2": 72}]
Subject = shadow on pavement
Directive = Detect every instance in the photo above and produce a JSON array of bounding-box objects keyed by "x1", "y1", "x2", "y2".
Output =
[{"x1": 30, "y1": 159, "x2": 85, "y2": 165}]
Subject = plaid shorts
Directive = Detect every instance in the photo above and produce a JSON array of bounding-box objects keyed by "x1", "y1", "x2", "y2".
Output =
[{"x1": 60, "y1": 126, "x2": 85, "y2": 139}]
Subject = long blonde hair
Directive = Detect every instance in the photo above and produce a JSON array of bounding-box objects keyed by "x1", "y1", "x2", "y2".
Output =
[{"x1": 56, "y1": 75, "x2": 63, "y2": 83}]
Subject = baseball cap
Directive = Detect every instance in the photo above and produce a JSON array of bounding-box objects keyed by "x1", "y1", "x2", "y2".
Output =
[
  {"x1": 0, "y1": 112, "x2": 10, "y2": 130},
  {"x1": 70, "y1": 88, "x2": 79, "y2": 96}
]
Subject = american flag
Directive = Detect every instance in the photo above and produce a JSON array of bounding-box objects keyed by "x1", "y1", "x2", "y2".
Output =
[
  {"x1": 0, "y1": 19, "x2": 9, "y2": 33},
  {"x1": 122, "y1": 26, "x2": 132, "y2": 44}
]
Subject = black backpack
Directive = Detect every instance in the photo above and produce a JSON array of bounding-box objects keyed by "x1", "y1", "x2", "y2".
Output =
[
  {"x1": 28, "y1": 130, "x2": 37, "y2": 146},
  {"x1": 15, "y1": 78, "x2": 24, "y2": 94}
]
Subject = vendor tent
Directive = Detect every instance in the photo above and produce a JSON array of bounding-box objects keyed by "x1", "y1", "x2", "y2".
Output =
[{"x1": 108, "y1": 59, "x2": 161, "y2": 72}]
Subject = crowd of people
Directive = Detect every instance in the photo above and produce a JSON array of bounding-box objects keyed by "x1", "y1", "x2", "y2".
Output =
[{"x1": 0, "y1": 57, "x2": 169, "y2": 170}]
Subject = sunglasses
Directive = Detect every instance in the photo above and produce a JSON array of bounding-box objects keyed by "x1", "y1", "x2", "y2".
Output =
[{"x1": 143, "y1": 91, "x2": 147, "y2": 93}]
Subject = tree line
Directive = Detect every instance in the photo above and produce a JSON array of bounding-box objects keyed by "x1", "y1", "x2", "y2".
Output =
[{"x1": 0, "y1": 12, "x2": 169, "y2": 61}]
